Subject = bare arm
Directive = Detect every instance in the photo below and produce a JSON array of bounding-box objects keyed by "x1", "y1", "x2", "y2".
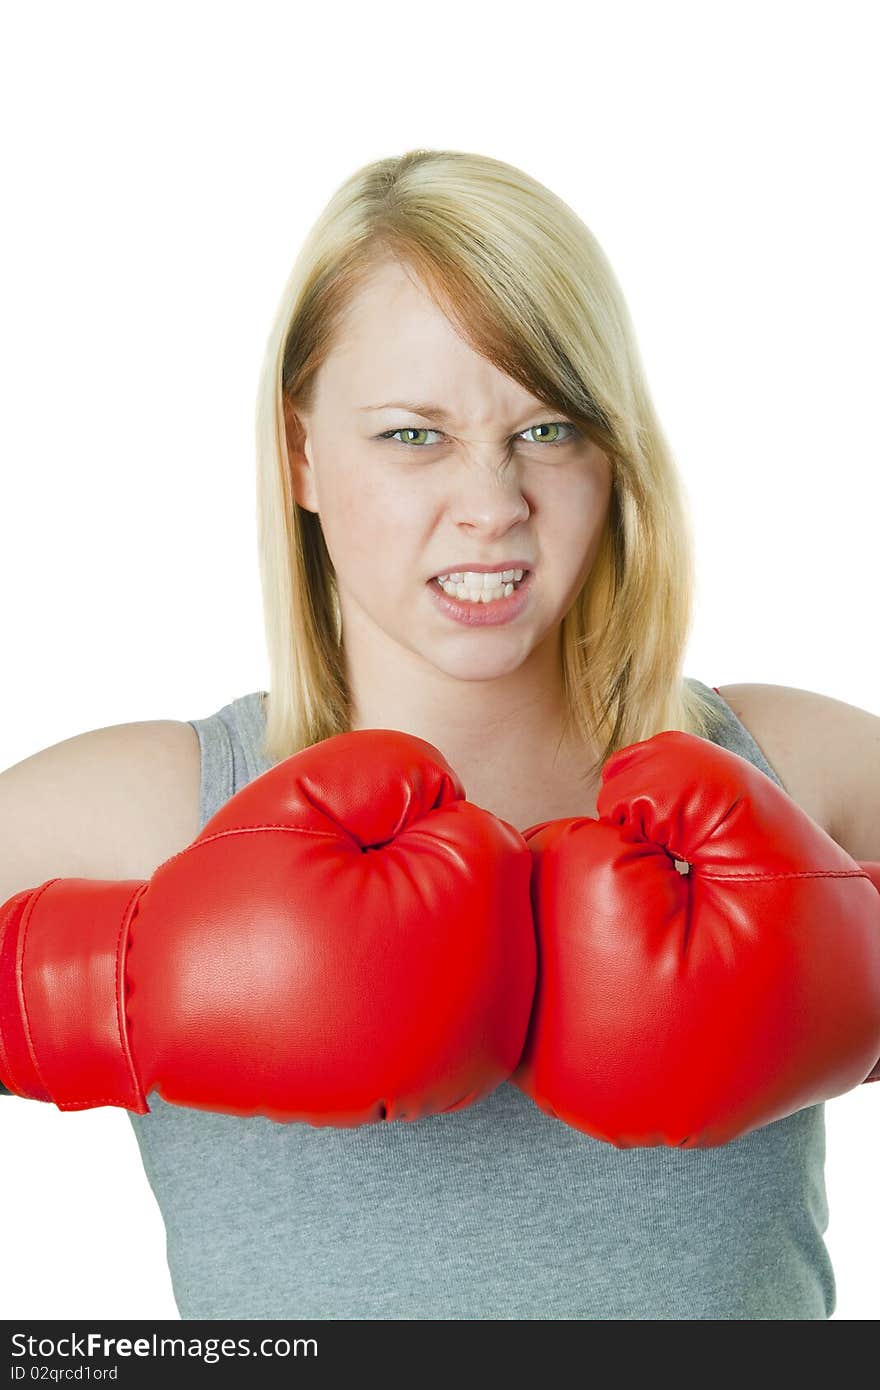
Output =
[{"x1": 0, "y1": 719, "x2": 201, "y2": 1095}]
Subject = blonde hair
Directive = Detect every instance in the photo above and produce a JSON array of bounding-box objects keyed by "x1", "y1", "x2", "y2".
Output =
[{"x1": 254, "y1": 147, "x2": 724, "y2": 777}]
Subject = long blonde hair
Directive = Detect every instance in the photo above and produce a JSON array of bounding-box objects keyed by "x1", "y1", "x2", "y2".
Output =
[{"x1": 254, "y1": 147, "x2": 724, "y2": 777}]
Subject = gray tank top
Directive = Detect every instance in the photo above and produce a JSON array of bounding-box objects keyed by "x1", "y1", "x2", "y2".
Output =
[{"x1": 126, "y1": 677, "x2": 835, "y2": 1319}]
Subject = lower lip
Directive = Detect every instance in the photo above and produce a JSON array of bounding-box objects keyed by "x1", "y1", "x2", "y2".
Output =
[{"x1": 427, "y1": 571, "x2": 533, "y2": 626}]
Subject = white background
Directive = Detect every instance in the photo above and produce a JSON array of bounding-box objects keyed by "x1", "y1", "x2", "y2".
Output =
[{"x1": 1, "y1": 0, "x2": 877, "y2": 1321}]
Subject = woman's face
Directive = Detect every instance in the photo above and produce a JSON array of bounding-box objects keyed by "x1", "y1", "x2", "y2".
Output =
[{"x1": 287, "y1": 258, "x2": 613, "y2": 687}]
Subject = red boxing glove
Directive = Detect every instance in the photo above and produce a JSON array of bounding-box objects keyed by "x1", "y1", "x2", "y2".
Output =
[
  {"x1": 511, "y1": 731, "x2": 880, "y2": 1148},
  {"x1": 0, "y1": 729, "x2": 535, "y2": 1125}
]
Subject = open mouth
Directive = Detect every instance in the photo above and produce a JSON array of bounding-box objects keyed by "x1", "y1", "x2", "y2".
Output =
[
  {"x1": 427, "y1": 568, "x2": 534, "y2": 626},
  {"x1": 431, "y1": 568, "x2": 530, "y2": 604}
]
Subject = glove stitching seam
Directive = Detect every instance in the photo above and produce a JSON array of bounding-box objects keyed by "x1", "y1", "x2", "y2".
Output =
[
  {"x1": 697, "y1": 868, "x2": 872, "y2": 881},
  {"x1": 115, "y1": 880, "x2": 151, "y2": 1113},
  {"x1": 154, "y1": 824, "x2": 345, "y2": 878},
  {"x1": 16, "y1": 878, "x2": 61, "y2": 1101}
]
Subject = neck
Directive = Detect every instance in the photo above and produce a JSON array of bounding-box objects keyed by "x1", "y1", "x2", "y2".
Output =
[{"x1": 345, "y1": 629, "x2": 592, "y2": 791}]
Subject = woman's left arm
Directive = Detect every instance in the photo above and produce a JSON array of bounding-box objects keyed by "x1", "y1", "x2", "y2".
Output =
[
  {"x1": 713, "y1": 682, "x2": 880, "y2": 1088},
  {"x1": 715, "y1": 682, "x2": 880, "y2": 863}
]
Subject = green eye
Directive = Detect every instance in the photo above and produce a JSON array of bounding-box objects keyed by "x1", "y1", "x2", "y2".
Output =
[
  {"x1": 381, "y1": 427, "x2": 438, "y2": 447},
  {"x1": 523, "y1": 423, "x2": 572, "y2": 444}
]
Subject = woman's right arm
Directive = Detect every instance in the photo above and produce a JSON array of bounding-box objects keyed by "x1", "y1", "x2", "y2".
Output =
[{"x1": 0, "y1": 719, "x2": 201, "y2": 1095}]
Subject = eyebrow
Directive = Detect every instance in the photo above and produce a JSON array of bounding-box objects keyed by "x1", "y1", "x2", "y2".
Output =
[
  {"x1": 358, "y1": 400, "x2": 549, "y2": 423},
  {"x1": 359, "y1": 401, "x2": 455, "y2": 421}
]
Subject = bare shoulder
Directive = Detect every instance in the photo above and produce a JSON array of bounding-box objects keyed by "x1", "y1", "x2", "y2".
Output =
[
  {"x1": 0, "y1": 720, "x2": 201, "y2": 902},
  {"x1": 715, "y1": 681, "x2": 880, "y2": 860}
]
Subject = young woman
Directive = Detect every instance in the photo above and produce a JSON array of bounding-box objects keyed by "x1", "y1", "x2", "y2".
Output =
[{"x1": 2, "y1": 148, "x2": 878, "y2": 1320}]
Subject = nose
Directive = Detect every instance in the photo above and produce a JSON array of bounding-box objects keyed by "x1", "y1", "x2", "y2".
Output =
[{"x1": 447, "y1": 456, "x2": 531, "y2": 535}]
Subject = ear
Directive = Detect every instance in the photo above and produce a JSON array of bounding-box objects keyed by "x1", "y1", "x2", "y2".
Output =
[{"x1": 283, "y1": 394, "x2": 319, "y2": 514}]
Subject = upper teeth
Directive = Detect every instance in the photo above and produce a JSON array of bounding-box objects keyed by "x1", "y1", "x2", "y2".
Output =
[
  {"x1": 434, "y1": 568, "x2": 526, "y2": 602},
  {"x1": 436, "y1": 569, "x2": 524, "y2": 586}
]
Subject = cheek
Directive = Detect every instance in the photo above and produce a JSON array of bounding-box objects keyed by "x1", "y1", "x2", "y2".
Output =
[
  {"x1": 550, "y1": 491, "x2": 605, "y2": 554},
  {"x1": 327, "y1": 467, "x2": 426, "y2": 579},
  {"x1": 543, "y1": 477, "x2": 610, "y2": 583}
]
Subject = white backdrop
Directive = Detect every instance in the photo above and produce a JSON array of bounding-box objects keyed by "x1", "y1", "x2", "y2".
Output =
[{"x1": 1, "y1": 0, "x2": 877, "y2": 1321}]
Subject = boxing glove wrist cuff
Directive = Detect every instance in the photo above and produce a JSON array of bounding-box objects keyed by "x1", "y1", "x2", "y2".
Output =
[
  {"x1": 0, "y1": 879, "x2": 150, "y2": 1112},
  {"x1": 859, "y1": 862, "x2": 880, "y2": 1084}
]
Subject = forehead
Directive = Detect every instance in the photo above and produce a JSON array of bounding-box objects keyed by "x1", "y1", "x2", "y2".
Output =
[{"x1": 316, "y1": 262, "x2": 546, "y2": 422}]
